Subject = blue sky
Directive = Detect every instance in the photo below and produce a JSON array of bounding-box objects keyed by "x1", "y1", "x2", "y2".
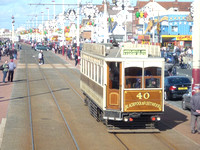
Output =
[{"x1": 0, "y1": 0, "x2": 194, "y2": 30}]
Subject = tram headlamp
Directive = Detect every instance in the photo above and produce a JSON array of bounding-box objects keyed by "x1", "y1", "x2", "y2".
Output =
[
  {"x1": 124, "y1": 117, "x2": 128, "y2": 122},
  {"x1": 156, "y1": 117, "x2": 161, "y2": 121}
]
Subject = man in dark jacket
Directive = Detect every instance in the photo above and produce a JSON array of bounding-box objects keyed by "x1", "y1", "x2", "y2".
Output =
[{"x1": 190, "y1": 85, "x2": 200, "y2": 134}]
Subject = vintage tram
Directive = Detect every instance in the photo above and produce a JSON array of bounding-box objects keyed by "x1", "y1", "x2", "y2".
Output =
[{"x1": 80, "y1": 43, "x2": 165, "y2": 132}]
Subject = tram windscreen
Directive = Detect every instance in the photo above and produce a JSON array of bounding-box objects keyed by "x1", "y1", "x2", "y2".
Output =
[
  {"x1": 125, "y1": 67, "x2": 142, "y2": 88},
  {"x1": 144, "y1": 67, "x2": 161, "y2": 88},
  {"x1": 124, "y1": 67, "x2": 161, "y2": 88}
]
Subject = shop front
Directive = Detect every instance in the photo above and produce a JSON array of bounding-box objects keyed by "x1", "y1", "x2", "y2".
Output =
[{"x1": 161, "y1": 35, "x2": 192, "y2": 48}]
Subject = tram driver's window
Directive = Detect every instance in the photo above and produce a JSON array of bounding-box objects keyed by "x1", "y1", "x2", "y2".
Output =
[
  {"x1": 125, "y1": 67, "x2": 142, "y2": 88},
  {"x1": 145, "y1": 67, "x2": 161, "y2": 88}
]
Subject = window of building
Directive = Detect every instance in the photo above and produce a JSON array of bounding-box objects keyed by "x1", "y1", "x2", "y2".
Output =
[
  {"x1": 171, "y1": 26, "x2": 178, "y2": 32},
  {"x1": 190, "y1": 26, "x2": 192, "y2": 32}
]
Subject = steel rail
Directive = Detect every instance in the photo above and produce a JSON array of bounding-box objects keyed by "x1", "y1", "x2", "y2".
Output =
[
  {"x1": 45, "y1": 55, "x2": 85, "y2": 102},
  {"x1": 25, "y1": 50, "x2": 35, "y2": 150},
  {"x1": 45, "y1": 53, "x2": 179, "y2": 150},
  {"x1": 153, "y1": 133, "x2": 178, "y2": 149},
  {"x1": 44, "y1": 54, "x2": 133, "y2": 149},
  {"x1": 32, "y1": 52, "x2": 80, "y2": 150}
]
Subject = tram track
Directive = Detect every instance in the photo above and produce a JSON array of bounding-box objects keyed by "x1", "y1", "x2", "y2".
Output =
[
  {"x1": 25, "y1": 50, "x2": 35, "y2": 150},
  {"x1": 38, "y1": 49, "x2": 180, "y2": 150},
  {"x1": 24, "y1": 48, "x2": 79, "y2": 150},
  {"x1": 17, "y1": 44, "x2": 200, "y2": 150},
  {"x1": 43, "y1": 52, "x2": 179, "y2": 150}
]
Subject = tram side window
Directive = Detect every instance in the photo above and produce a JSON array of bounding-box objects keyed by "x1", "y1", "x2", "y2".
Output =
[
  {"x1": 94, "y1": 64, "x2": 97, "y2": 82},
  {"x1": 144, "y1": 67, "x2": 161, "y2": 88},
  {"x1": 98, "y1": 65, "x2": 101, "y2": 84},
  {"x1": 125, "y1": 67, "x2": 142, "y2": 88}
]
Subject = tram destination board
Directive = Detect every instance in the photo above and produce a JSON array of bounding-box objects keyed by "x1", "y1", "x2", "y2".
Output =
[{"x1": 121, "y1": 48, "x2": 148, "y2": 58}]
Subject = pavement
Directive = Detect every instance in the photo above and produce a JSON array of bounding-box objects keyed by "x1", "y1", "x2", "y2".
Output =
[
  {"x1": 0, "y1": 47, "x2": 199, "y2": 148},
  {"x1": 0, "y1": 54, "x2": 19, "y2": 147}
]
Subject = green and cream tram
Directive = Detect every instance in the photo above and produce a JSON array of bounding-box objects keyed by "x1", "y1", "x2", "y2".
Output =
[{"x1": 80, "y1": 43, "x2": 165, "y2": 132}]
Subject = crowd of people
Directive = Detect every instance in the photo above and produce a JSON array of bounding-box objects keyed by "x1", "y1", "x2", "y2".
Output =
[
  {"x1": 51, "y1": 43, "x2": 80, "y2": 66},
  {"x1": 0, "y1": 41, "x2": 18, "y2": 83},
  {"x1": 161, "y1": 46, "x2": 193, "y2": 67}
]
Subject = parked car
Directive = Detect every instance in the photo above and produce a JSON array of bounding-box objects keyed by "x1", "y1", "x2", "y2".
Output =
[
  {"x1": 35, "y1": 45, "x2": 50, "y2": 51},
  {"x1": 164, "y1": 76, "x2": 191, "y2": 100},
  {"x1": 182, "y1": 87, "x2": 192, "y2": 110}
]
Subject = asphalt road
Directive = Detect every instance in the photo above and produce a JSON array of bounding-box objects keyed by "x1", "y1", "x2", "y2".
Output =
[{"x1": 165, "y1": 63, "x2": 192, "y2": 112}]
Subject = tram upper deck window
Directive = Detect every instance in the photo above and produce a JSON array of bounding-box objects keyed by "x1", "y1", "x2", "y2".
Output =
[
  {"x1": 144, "y1": 67, "x2": 161, "y2": 88},
  {"x1": 125, "y1": 67, "x2": 142, "y2": 88}
]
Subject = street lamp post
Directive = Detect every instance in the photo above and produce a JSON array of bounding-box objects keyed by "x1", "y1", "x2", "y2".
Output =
[
  {"x1": 77, "y1": 0, "x2": 80, "y2": 61},
  {"x1": 46, "y1": 7, "x2": 50, "y2": 42},
  {"x1": 192, "y1": 0, "x2": 200, "y2": 94},
  {"x1": 62, "y1": 0, "x2": 65, "y2": 56},
  {"x1": 152, "y1": 0, "x2": 155, "y2": 44},
  {"x1": 36, "y1": 15, "x2": 38, "y2": 43},
  {"x1": 52, "y1": 0, "x2": 56, "y2": 49},
  {"x1": 11, "y1": 15, "x2": 15, "y2": 50},
  {"x1": 103, "y1": 0, "x2": 108, "y2": 43},
  {"x1": 41, "y1": 12, "x2": 44, "y2": 43}
]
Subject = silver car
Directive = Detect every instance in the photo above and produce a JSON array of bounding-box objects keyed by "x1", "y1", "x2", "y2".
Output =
[{"x1": 182, "y1": 87, "x2": 192, "y2": 110}]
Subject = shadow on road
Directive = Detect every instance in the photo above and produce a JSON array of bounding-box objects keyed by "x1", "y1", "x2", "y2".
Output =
[{"x1": 157, "y1": 104, "x2": 188, "y2": 131}]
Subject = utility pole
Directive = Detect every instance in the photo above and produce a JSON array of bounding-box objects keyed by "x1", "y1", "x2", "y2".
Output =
[
  {"x1": 46, "y1": 7, "x2": 50, "y2": 42},
  {"x1": 62, "y1": 0, "x2": 65, "y2": 56},
  {"x1": 52, "y1": 0, "x2": 56, "y2": 35},
  {"x1": 41, "y1": 12, "x2": 44, "y2": 43},
  {"x1": 152, "y1": 0, "x2": 155, "y2": 44},
  {"x1": 103, "y1": 0, "x2": 108, "y2": 43},
  {"x1": 77, "y1": 0, "x2": 80, "y2": 61},
  {"x1": 192, "y1": 0, "x2": 200, "y2": 94},
  {"x1": 36, "y1": 15, "x2": 38, "y2": 42},
  {"x1": 11, "y1": 16, "x2": 15, "y2": 50}
]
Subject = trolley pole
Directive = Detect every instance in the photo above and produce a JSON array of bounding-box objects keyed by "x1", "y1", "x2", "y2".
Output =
[{"x1": 192, "y1": 0, "x2": 200, "y2": 95}]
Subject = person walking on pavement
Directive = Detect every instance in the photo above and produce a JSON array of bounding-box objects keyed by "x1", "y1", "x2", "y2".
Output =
[
  {"x1": 38, "y1": 50, "x2": 42, "y2": 65},
  {"x1": 41, "y1": 50, "x2": 44, "y2": 64},
  {"x1": 190, "y1": 85, "x2": 200, "y2": 134},
  {"x1": 2, "y1": 60, "x2": 9, "y2": 83},
  {"x1": 8, "y1": 59, "x2": 16, "y2": 82},
  {"x1": 13, "y1": 48, "x2": 18, "y2": 60},
  {"x1": 75, "y1": 53, "x2": 78, "y2": 66}
]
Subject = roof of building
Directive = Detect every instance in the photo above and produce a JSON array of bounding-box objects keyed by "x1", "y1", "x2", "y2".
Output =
[{"x1": 136, "y1": 0, "x2": 192, "y2": 12}]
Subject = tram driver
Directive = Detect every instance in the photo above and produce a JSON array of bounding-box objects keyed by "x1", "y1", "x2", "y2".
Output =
[{"x1": 147, "y1": 78, "x2": 158, "y2": 88}]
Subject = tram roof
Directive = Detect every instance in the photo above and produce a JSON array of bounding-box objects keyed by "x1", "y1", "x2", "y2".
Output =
[{"x1": 82, "y1": 43, "x2": 162, "y2": 60}]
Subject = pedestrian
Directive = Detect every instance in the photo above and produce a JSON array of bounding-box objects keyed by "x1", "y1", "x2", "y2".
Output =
[
  {"x1": 0, "y1": 49, "x2": 2, "y2": 62},
  {"x1": 75, "y1": 53, "x2": 78, "y2": 66},
  {"x1": 13, "y1": 49, "x2": 18, "y2": 60},
  {"x1": 2, "y1": 60, "x2": 9, "y2": 83},
  {"x1": 38, "y1": 50, "x2": 42, "y2": 65},
  {"x1": 190, "y1": 85, "x2": 200, "y2": 134},
  {"x1": 8, "y1": 59, "x2": 16, "y2": 82},
  {"x1": 41, "y1": 50, "x2": 44, "y2": 64},
  {"x1": 9, "y1": 49, "x2": 14, "y2": 59}
]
